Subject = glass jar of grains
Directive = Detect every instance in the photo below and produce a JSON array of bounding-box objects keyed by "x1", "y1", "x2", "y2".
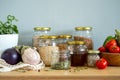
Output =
[
  {"x1": 32, "y1": 27, "x2": 51, "y2": 48},
  {"x1": 71, "y1": 41, "x2": 88, "y2": 66},
  {"x1": 38, "y1": 35, "x2": 59, "y2": 66},
  {"x1": 74, "y1": 26, "x2": 93, "y2": 50},
  {"x1": 87, "y1": 50, "x2": 100, "y2": 67}
]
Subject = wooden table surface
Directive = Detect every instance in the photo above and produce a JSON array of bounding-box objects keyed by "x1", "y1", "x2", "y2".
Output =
[{"x1": 0, "y1": 67, "x2": 120, "y2": 80}]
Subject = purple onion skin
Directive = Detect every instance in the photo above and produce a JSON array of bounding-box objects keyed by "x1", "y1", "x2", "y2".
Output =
[{"x1": 1, "y1": 48, "x2": 22, "y2": 65}]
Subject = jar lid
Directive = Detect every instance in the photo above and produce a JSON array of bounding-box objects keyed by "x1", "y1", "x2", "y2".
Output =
[
  {"x1": 75, "y1": 26, "x2": 92, "y2": 31},
  {"x1": 88, "y1": 50, "x2": 100, "y2": 54},
  {"x1": 48, "y1": 35, "x2": 58, "y2": 39},
  {"x1": 75, "y1": 41, "x2": 85, "y2": 45},
  {"x1": 67, "y1": 41, "x2": 76, "y2": 45},
  {"x1": 59, "y1": 34, "x2": 72, "y2": 39},
  {"x1": 34, "y1": 27, "x2": 51, "y2": 31}
]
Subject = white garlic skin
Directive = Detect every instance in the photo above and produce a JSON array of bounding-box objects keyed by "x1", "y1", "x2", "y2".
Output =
[{"x1": 22, "y1": 48, "x2": 41, "y2": 65}]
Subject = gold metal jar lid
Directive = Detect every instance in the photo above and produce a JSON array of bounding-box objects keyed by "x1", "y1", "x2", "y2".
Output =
[
  {"x1": 75, "y1": 41, "x2": 85, "y2": 45},
  {"x1": 75, "y1": 26, "x2": 92, "y2": 31},
  {"x1": 67, "y1": 41, "x2": 76, "y2": 45},
  {"x1": 39, "y1": 35, "x2": 49, "y2": 39},
  {"x1": 88, "y1": 50, "x2": 100, "y2": 54},
  {"x1": 48, "y1": 35, "x2": 58, "y2": 39},
  {"x1": 34, "y1": 27, "x2": 51, "y2": 31},
  {"x1": 58, "y1": 34, "x2": 72, "y2": 39}
]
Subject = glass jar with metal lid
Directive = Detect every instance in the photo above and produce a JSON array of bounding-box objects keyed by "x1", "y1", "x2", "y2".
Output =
[
  {"x1": 57, "y1": 34, "x2": 72, "y2": 51},
  {"x1": 71, "y1": 41, "x2": 88, "y2": 66},
  {"x1": 74, "y1": 26, "x2": 93, "y2": 50},
  {"x1": 32, "y1": 27, "x2": 51, "y2": 48},
  {"x1": 87, "y1": 50, "x2": 100, "y2": 67},
  {"x1": 38, "y1": 35, "x2": 59, "y2": 66}
]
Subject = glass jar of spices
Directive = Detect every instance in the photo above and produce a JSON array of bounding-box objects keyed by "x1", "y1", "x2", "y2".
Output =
[
  {"x1": 87, "y1": 50, "x2": 100, "y2": 67},
  {"x1": 71, "y1": 41, "x2": 88, "y2": 66},
  {"x1": 32, "y1": 27, "x2": 51, "y2": 48},
  {"x1": 74, "y1": 26, "x2": 93, "y2": 50}
]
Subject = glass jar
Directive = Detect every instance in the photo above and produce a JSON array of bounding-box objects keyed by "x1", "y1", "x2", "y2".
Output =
[
  {"x1": 71, "y1": 41, "x2": 88, "y2": 66},
  {"x1": 74, "y1": 26, "x2": 93, "y2": 50},
  {"x1": 32, "y1": 27, "x2": 51, "y2": 48},
  {"x1": 67, "y1": 41, "x2": 76, "y2": 54},
  {"x1": 51, "y1": 50, "x2": 71, "y2": 70},
  {"x1": 38, "y1": 35, "x2": 59, "y2": 66},
  {"x1": 57, "y1": 34, "x2": 72, "y2": 51},
  {"x1": 87, "y1": 50, "x2": 100, "y2": 67}
]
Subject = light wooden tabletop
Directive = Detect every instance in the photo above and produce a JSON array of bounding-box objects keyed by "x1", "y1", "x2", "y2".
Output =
[{"x1": 0, "y1": 67, "x2": 120, "y2": 80}]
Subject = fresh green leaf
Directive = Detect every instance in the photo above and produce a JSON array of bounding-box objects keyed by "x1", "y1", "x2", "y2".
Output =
[
  {"x1": 0, "y1": 15, "x2": 19, "y2": 34},
  {"x1": 103, "y1": 36, "x2": 115, "y2": 47}
]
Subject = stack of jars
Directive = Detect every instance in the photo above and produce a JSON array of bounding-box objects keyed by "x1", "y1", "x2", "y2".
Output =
[{"x1": 32, "y1": 26, "x2": 100, "y2": 69}]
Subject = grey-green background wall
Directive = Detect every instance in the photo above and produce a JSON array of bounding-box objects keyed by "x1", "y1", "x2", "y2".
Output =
[{"x1": 0, "y1": 0, "x2": 120, "y2": 49}]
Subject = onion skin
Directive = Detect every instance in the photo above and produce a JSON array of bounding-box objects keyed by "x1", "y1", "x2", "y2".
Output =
[
  {"x1": 1, "y1": 48, "x2": 22, "y2": 65},
  {"x1": 22, "y1": 48, "x2": 40, "y2": 65}
]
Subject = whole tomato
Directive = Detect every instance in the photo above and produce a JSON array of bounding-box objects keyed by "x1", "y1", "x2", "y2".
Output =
[
  {"x1": 105, "y1": 39, "x2": 117, "y2": 49},
  {"x1": 96, "y1": 58, "x2": 107, "y2": 69},
  {"x1": 108, "y1": 45, "x2": 120, "y2": 53},
  {"x1": 98, "y1": 46, "x2": 107, "y2": 52}
]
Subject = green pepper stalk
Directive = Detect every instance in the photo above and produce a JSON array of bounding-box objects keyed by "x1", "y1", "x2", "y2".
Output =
[{"x1": 115, "y1": 29, "x2": 120, "y2": 46}]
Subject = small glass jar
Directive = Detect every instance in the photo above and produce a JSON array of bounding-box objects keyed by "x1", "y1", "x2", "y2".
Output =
[
  {"x1": 57, "y1": 34, "x2": 72, "y2": 51},
  {"x1": 32, "y1": 27, "x2": 51, "y2": 47},
  {"x1": 71, "y1": 41, "x2": 88, "y2": 66},
  {"x1": 74, "y1": 26, "x2": 93, "y2": 50},
  {"x1": 67, "y1": 41, "x2": 76, "y2": 54},
  {"x1": 87, "y1": 50, "x2": 100, "y2": 67},
  {"x1": 38, "y1": 35, "x2": 59, "y2": 66},
  {"x1": 51, "y1": 50, "x2": 71, "y2": 70}
]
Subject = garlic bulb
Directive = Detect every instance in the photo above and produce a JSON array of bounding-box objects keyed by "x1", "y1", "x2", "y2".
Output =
[{"x1": 22, "y1": 48, "x2": 41, "y2": 65}]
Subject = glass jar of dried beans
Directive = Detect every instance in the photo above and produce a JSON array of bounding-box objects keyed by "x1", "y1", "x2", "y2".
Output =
[{"x1": 74, "y1": 26, "x2": 93, "y2": 50}]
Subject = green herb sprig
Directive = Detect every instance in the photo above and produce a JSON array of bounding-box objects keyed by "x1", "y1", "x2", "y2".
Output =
[{"x1": 0, "y1": 15, "x2": 19, "y2": 34}]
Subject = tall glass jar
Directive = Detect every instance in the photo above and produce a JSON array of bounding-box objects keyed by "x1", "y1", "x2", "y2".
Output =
[
  {"x1": 38, "y1": 35, "x2": 59, "y2": 66},
  {"x1": 87, "y1": 50, "x2": 100, "y2": 67},
  {"x1": 32, "y1": 27, "x2": 51, "y2": 48},
  {"x1": 71, "y1": 41, "x2": 88, "y2": 66},
  {"x1": 57, "y1": 34, "x2": 72, "y2": 51},
  {"x1": 74, "y1": 26, "x2": 93, "y2": 50}
]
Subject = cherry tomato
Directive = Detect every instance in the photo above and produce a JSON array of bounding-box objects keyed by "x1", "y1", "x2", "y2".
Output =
[
  {"x1": 108, "y1": 45, "x2": 120, "y2": 53},
  {"x1": 105, "y1": 39, "x2": 117, "y2": 49},
  {"x1": 96, "y1": 58, "x2": 107, "y2": 69},
  {"x1": 98, "y1": 46, "x2": 107, "y2": 52}
]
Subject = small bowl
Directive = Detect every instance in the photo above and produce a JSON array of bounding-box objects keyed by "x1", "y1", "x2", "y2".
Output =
[{"x1": 101, "y1": 52, "x2": 120, "y2": 66}]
